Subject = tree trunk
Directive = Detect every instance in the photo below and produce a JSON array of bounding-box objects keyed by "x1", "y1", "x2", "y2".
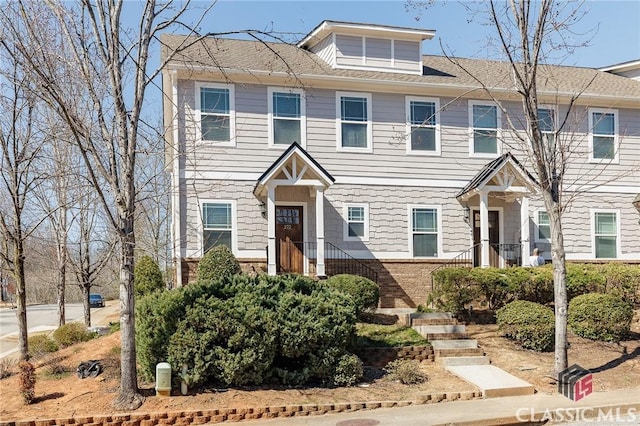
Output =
[
  {"x1": 57, "y1": 202, "x2": 68, "y2": 326},
  {"x1": 15, "y1": 238, "x2": 28, "y2": 360},
  {"x1": 114, "y1": 210, "x2": 144, "y2": 410},
  {"x1": 82, "y1": 281, "x2": 91, "y2": 327},
  {"x1": 549, "y1": 200, "x2": 568, "y2": 377}
]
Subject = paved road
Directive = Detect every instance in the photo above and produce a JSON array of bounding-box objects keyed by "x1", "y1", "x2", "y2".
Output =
[{"x1": 0, "y1": 303, "x2": 116, "y2": 358}]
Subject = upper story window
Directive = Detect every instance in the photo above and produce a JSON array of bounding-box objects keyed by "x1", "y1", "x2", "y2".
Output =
[
  {"x1": 202, "y1": 201, "x2": 234, "y2": 253},
  {"x1": 344, "y1": 203, "x2": 369, "y2": 241},
  {"x1": 196, "y1": 82, "x2": 235, "y2": 146},
  {"x1": 268, "y1": 88, "x2": 306, "y2": 147},
  {"x1": 589, "y1": 108, "x2": 618, "y2": 163},
  {"x1": 410, "y1": 206, "x2": 440, "y2": 257},
  {"x1": 469, "y1": 101, "x2": 500, "y2": 156},
  {"x1": 537, "y1": 107, "x2": 556, "y2": 148},
  {"x1": 592, "y1": 209, "x2": 619, "y2": 258},
  {"x1": 536, "y1": 210, "x2": 550, "y2": 242},
  {"x1": 406, "y1": 97, "x2": 440, "y2": 155},
  {"x1": 336, "y1": 92, "x2": 372, "y2": 152}
]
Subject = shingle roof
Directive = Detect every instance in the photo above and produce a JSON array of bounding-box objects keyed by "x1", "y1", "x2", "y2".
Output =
[{"x1": 161, "y1": 34, "x2": 640, "y2": 100}]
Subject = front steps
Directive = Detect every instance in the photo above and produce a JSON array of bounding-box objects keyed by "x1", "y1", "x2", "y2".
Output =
[{"x1": 411, "y1": 312, "x2": 534, "y2": 398}]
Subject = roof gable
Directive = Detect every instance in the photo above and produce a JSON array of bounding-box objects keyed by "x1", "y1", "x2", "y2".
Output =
[{"x1": 254, "y1": 143, "x2": 335, "y2": 196}]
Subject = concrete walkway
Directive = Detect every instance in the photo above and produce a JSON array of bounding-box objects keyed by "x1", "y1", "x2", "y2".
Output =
[{"x1": 254, "y1": 388, "x2": 640, "y2": 425}]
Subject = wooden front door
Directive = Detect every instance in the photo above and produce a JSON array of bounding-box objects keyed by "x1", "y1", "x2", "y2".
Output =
[
  {"x1": 473, "y1": 210, "x2": 500, "y2": 267},
  {"x1": 275, "y1": 206, "x2": 304, "y2": 274}
]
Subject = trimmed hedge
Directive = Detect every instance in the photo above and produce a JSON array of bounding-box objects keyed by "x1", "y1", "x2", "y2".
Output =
[
  {"x1": 568, "y1": 293, "x2": 633, "y2": 342},
  {"x1": 431, "y1": 263, "x2": 640, "y2": 317},
  {"x1": 52, "y1": 322, "x2": 94, "y2": 348},
  {"x1": 324, "y1": 274, "x2": 379, "y2": 316},
  {"x1": 196, "y1": 245, "x2": 241, "y2": 282},
  {"x1": 496, "y1": 300, "x2": 555, "y2": 351},
  {"x1": 137, "y1": 274, "x2": 361, "y2": 388}
]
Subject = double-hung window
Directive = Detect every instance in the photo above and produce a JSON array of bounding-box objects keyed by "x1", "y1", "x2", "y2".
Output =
[
  {"x1": 202, "y1": 202, "x2": 233, "y2": 253},
  {"x1": 196, "y1": 83, "x2": 235, "y2": 145},
  {"x1": 592, "y1": 210, "x2": 619, "y2": 259},
  {"x1": 537, "y1": 107, "x2": 555, "y2": 149},
  {"x1": 536, "y1": 210, "x2": 551, "y2": 242},
  {"x1": 410, "y1": 206, "x2": 440, "y2": 257},
  {"x1": 344, "y1": 204, "x2": 369, "y2": 241},
  {"x1": 337, "y1": 92, "x2": 372, "y2": 152},
  {"x1": 470, "y1": 101, "x2": 500, "y2": 156},
  {"x1": 406, "y1": 97, "x2": 440, "y2": 155},
  {"x1": 269, "y1": 88, "x2": 305, "y2": 147},
  {"x1": 589, "y1": 109, "x2": 618, "y2": 162}
]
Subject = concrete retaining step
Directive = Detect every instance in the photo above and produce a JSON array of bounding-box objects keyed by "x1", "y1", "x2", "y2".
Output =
[
  {"x1": 431, "y1": 339, "x2": 478, "y2": 350},
  {"x1": 436, "y1": 356, "x2": 490, "y2": 366},
  {"x1": 447, "y1": 365, "x2": 535, "y2": 398},
  {"x1": 413, "y1": 324, "x2": 467, "y2": 334},
  {"x1": 424, "y1": 332, "x2": 469, "y2": 340},
  {"x1": 410, "y1": 312, "x2": 453, "y2": 321}
]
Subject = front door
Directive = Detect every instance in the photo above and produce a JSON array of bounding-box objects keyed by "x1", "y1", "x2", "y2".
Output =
[
  {"x1": 275, "y1": 206, "x2": 304, "y2": 273},
  {"x1": 473, "y1": 210, "x2": 500, "y2": 267}
]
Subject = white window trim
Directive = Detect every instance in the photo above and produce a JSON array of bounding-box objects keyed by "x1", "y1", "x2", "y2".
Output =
[
  {"x1": 198, "y1": 199, "x2": 238, "y2": 257},
  {"x1": 406, "y1": 96, "x2": 441, "y2": 156},
  {"x1": 195, "y1": 82, "x2": 236, "y2": 147},
  {"x1": 590, "y1": 208, "x2": 620, "y2": 259},
  {"x1": 336, "y1": 91, "x2": 373, "y2": 153},
  {"x1": 343, "y1": 203, "x2": 370, "y2": 242},
  {"x1": 468, "y1": 100, "x2": 501, "y2": 158},
  {"x1": 534, "y1": 209, "x2": 551, "y2": 243},
  {"x1": 408, "y1": 204, "x2": 442, "y2": 258},
  {"x1": 267, "y1": 87, "x2": 306, "y2": 149},
  {"x1": 588, "y1": 108, "x2": 619, "y2": 164}
]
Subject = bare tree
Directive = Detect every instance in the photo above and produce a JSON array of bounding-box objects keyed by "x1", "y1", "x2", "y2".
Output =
[
  {"x1": 0, "y1": 51, "x2": 45, "y2": 360},
  {"x1": 414, "y1": 0, "x2": 609, "y2": 378},
  {"x1": 0, "y1": 0, "x2": 214, "y2": 409}
]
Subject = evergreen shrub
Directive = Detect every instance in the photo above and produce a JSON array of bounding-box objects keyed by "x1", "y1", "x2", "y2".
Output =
[
  {"x1": 134, "y1": 255, "x2": 165, "y2": 297},
  {"x1": 324, "y1": 274, "x2": 379, "y2": 316},
  {"x1": 496, "y1": 300, "x2": 555, "y2": 351},
  {"x1": 429, "y1": 268, "x2": 481, "y2": 316},
  {"x1": 52, "y1": 322, "x2": 94, "y2": 348},
  {"x1": 196, "y1": 245, "x2": 241, "y2": 282},
  {"x1": 568, "y1": 293, "x2": 633, "y2": 342}
]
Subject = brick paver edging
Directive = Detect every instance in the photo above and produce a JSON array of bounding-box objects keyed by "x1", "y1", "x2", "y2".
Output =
[{"x1": 0, "y1": 390, "x2": 482, "y2": 426}]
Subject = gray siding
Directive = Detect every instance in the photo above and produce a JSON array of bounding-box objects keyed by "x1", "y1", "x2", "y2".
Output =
[
  {"x1": 394, "y1": 40, "x2": 420, "y2": 72},
  {"x1": 365, "y1": 38, "x2": 392, "y2": 68},
  {"x1": 309, "y1": 34, "x2": 335, "y2": 66},
  {"x1": 335, "y1": 35, "x2": 362, "y2": 67}
]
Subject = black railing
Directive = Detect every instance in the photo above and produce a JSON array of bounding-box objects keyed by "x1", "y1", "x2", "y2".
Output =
[
  {"x1": 430, "y1": 243, "x2": 478, "y2": 292},
  {"x1": 490, "y1": 243, "x2": 523, "y2": 268}
]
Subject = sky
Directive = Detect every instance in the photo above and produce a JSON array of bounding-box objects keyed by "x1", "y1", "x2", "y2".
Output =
[{"x1": 183, "y1": 0, "x2": 640, "y2": 68}]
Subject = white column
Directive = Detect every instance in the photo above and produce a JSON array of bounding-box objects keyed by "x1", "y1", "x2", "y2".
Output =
[
  {"x1": 480, "y1": 190, "x2": 490, "y2": 268},
  {"x1": 315, "y1": 186, "x2": 326, "y2": 278},
  {"x1": 267, "y1": 185, "x2": 277, "y2": 276},
  {"x1": 520, "y1": 196, "x2": 531, "y2": 267}
]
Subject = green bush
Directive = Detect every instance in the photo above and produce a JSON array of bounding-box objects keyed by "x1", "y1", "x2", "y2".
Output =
[
  {"x1": 332, "y1": 353, "x2": 363, "y2": 387},
  {"x1": 138, "y1": 274, "x2": 358, "y2": 388},
  {"x1": 28, "y1": 334, "x2": 59, "y2": 358},
  {"x1": 134, "y1": 255, "x2": 165, "y2": 297},
  {"x1": 496, "y1": 300, "x2": 555, "y2": 351},
  {"x1": 566, "y1": 264, "x2": 605, "y2": 299},
  {"x1": 429, "y1": 268, "x2": 481, "y2": 316},
  {"x1": 384, "y1": 359, "x2": 428, "y2": 385},
  {"x1": 324, "y1": 274, "x2": 379, "y2": 316},
  {"x1": 196, "y1": 245, "x2": 241, "y2": 282},
  {"x1": 568, "y1": 293, "x2": 633, "y2": 342},
  {"x1": 52, "y1": 322, "x2": 94, "y2": 348},
  {"x1": 600, "y1": 264, "x2": 640, "y2": 306}
]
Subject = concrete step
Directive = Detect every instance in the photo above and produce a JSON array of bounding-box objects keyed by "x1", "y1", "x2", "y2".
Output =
[
  {"x1": 446, "y1": 365, "x2": 535, "y2": 398},
  {"x1": 424, "y1": 332, "x2": 469, "y2": 340},
  {"x1": 431, "y1": 339, "x2": 478, "y2": 350},
  {"x1": 410, "y1": 312, "x2": 453, "y2": 321},
  {"x1": 434, "y1": 347, "x2": 485, "y2": 357},
  {"x1": 411, "y1": 316, "x2": 458, "y2": 326},
  {"x1": 413, "y1": 324, "x2": 466, "y2": 335},
  {"x1": 437, "y1": 356, "x2": 490, "y2": 366}
]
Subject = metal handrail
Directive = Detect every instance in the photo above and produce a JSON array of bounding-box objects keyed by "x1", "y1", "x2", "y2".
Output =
[{"x1": 430, "y1": 243, "x2": 479, "y2": 292}]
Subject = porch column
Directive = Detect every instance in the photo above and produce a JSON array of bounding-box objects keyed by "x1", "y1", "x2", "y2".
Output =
[
  {"x1": 267, "y1": 184, "x2": 277, "y2": 276},
  {"x1": 480, "y1": 189, "x2": 490, "y2": 268},
  {"x1": 520, "y1": 196, "x2": 531, "y2": 266},
  {"x1": 315, "y1": 186, "x2": 326, "y2": 278}
]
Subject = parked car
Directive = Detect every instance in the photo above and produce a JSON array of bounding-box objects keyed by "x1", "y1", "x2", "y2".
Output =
[{"x1": 89, "y1": 294, "x2": 105, "y2": 308}]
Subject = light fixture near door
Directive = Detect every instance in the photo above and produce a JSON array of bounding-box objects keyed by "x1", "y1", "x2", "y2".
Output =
[{"x1": 258, "y1": 200, "x2": 267, "y2": 219}]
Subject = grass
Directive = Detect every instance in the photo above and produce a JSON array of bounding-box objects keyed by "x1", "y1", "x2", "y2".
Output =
[{"x1": 352, "y1": 323, "x2": 429, "y2": 348}]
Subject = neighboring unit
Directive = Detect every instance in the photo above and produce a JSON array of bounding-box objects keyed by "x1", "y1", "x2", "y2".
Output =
[{"x1": 161, "y1": 21, "x2": 640, "y2": 308}]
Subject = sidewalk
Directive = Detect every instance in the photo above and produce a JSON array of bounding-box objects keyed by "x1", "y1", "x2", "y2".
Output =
[{"x1": 253, "y1": 388, "x2": 640, "y2": 425}]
